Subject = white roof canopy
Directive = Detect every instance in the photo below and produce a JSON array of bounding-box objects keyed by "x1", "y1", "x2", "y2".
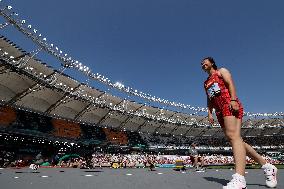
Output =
[{"x1": 0, "y1": 36, "x2": 283, "y2": 137}]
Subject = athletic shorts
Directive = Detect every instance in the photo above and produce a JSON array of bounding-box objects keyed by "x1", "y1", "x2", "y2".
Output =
[{"x1": 212, "y1": 94, "x2": 244, "y2": 128}]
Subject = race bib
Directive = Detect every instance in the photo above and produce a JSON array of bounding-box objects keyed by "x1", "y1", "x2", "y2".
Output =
[{"x1": 207, "y1": 83, "x2": 221, "y2": 98}]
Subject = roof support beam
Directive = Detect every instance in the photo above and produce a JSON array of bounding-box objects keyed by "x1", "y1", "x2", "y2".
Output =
[
  {"x1": 5, "y1": 83, "x2": 40, "y2": 106},
  {"x1": 74, "y1": 92, "x2": 106, "y2": 121},
  {"x1": 136, "y1": 110, "x2": 160, "y2": 133},
  {"x1": 96, "y1": 109, "x2": 112, "y2": 126},
  {"x1": 117, "y1": 104, "x2": 144, "y2": 130},
  {"x1": 153, "y1": 112, "x2": 178, "y2": 134},
  {"x1": 45, "y1": 84, "x2": 81, "y2": 114}
]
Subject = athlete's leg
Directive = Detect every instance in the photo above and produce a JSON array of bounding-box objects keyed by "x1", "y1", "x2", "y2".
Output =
[
  {"x1": 243, "y1": 142, "x2": 266, "y2": 165},
  {"x1": 223, "y1": 116, "x2": 246, "y2": 176},
  {"x1": 200, "y1": 157, "x2": 205, "y2": 167},
  {"x1": 190, "y1": 156, "x2": 196, "y2": 168},
  {"x1": 194, "y1": 156, "x2": 198, "y2": 168},
  {"x1": 227, "y1": 117, "x2": 266, "y2": 165},
  {"x1": 244, "y1": 139, "x2": 279, "y2": 188}
]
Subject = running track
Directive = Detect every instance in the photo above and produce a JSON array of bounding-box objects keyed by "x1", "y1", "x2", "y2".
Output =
[{"x1": 0, "y1": 167, "x2": 283, "y2": 189}]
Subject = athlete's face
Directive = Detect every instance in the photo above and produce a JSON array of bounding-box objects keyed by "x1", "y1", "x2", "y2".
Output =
[
  {"x1": 201, "y1": 59, "x2": 212, "y2": 71},
  {"x1": 201, "y1": 59, "x2": 213, "y2": 72}
]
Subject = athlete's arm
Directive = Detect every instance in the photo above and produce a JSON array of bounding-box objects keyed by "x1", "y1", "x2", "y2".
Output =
[
  {"x1": 207, "y1": 96, "x2": 214, "y2": 124},
  {"x1": 219, "y1": 68, "x2": 239, "y2": 111}
]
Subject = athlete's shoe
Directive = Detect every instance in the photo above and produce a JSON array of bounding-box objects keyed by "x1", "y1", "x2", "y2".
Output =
[
  {"x1": 262, "y1": 163, "x2": 278, "y2": 188},
  {"x1": 223, "y1": 173, "x2": 247, "y2": 189}
]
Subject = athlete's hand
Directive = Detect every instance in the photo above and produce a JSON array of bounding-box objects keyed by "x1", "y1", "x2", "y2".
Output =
[
  {"x1": 230, "y1": 101, "x2": 239, "y2": 112},
  {"x1": 208, "y1": 114, "x2": 214, "y2": 125}
]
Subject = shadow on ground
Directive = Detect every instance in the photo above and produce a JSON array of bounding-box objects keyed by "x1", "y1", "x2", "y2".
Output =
[
  {"x1": 204, "y1": 177, "x2": 268, "y2": 188},
  {"x1": 203, "y1": 177, "x2": 229, "y2": 185},
  {"x1": 83, "y1": 170, "x2": 103, "y2": 173},
  {"x1": 247, "y1": 183, "x2": 267, "y2": 187}
]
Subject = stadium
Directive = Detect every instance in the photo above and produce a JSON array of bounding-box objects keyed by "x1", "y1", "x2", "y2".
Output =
[{"x1": 0, "y1": 1, "x2": 283, "y2": 189}]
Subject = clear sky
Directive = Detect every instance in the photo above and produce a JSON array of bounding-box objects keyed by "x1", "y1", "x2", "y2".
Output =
[{"x1": 1, "y1": 0, "x2": 284, "y2": 114}]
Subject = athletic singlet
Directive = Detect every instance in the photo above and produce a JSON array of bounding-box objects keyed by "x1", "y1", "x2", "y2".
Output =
[
  {"x1": 204, "y1": 70, "x2": 231, "y2": 111},
  {"x1": 204, "y1": 70, "x2": 243, "y2": 123}
]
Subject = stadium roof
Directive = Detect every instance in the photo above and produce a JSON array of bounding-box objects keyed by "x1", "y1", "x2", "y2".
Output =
[{"x1": 0, "y1": 36, "x2": 283, "y2": 137}]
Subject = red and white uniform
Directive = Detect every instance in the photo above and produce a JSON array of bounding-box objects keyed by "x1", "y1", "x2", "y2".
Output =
[{"x1": 204, "y1": 70, "x2": 243, "y2": 127}]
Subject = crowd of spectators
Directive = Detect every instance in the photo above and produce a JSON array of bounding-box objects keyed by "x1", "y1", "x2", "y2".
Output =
[
  {"x1": 0, "y1": 150, "x2": 15, "y2": 167},
  {"x1": 1, "y1": 150, "x2": 282, "y2": 169},
  {"x1": 140, "y1": 133, "x2": 284, "y2": 150},
  {"x1": 46, "y1": 153, "x2": 284, "y2": 169},
  {"x1": 55, "y1": 153, "x2": 284, "y2": 168}
]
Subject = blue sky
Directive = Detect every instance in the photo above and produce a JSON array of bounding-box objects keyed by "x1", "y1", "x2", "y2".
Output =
[{"x1": 1, "y1": 0, "x2": 284, "y2": 114}]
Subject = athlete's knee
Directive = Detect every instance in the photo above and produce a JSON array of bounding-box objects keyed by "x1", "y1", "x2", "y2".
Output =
[{"x1": 225, "y1": 131, "x2": 241, "y2": 141}]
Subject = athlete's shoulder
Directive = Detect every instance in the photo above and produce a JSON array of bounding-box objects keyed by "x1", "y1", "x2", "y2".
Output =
[
  {"x1": 218, "y1": 67, "x2": 230, "y2": 73},
  {"x1": 218, "y1": 68, "x2": 231, "y2": 76}
]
